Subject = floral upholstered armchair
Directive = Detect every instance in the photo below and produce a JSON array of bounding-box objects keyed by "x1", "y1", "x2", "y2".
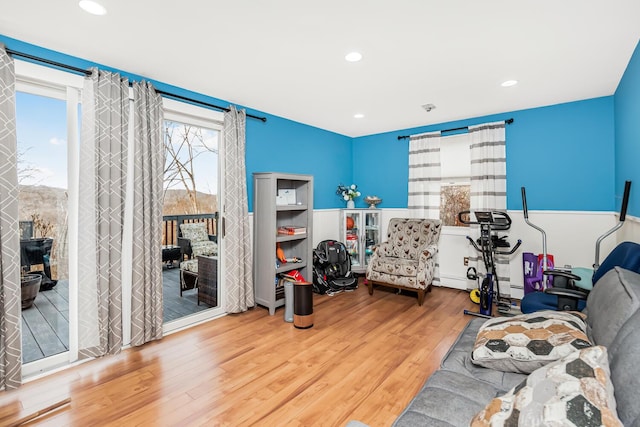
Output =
[
  {"x1": 178, "y1": 222, "x2": 218, "y2": 260},
  {"x1": 365, "y1": 218, "x2": 442, "y2": 306}
]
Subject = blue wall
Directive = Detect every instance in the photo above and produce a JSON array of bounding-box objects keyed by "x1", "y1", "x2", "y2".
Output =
[
  {"x1": 353, "y1": 97, "x2": 615, "y2": 211},
  {"x1": 0, "y1": 35, "x2": 353, "y2": 211},
  {"x1": 614, "y1": 40, "x2": 640, "y2": 218}
]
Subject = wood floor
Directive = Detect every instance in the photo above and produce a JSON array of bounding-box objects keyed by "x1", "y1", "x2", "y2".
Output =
[{"x1": 1, "y1": 282, "x2": 476, "y2": 427}]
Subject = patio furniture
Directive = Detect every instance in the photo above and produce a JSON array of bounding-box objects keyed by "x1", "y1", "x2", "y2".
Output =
[
  {"x1": 180, "y1": 259, "x2": 199, "y2": 296},
  {"x1": 162, "y1": 245, "x2": 181, "y2": 268},
  {"x1": 20, "y1": 237, "x2": 57, "y2": 289},
  {"x1": 178, "y1": 255, "x2": 218, "y2": 306},
  {"x1": 197, "y1": 256, "x2": 217, "y2": 306},
  {"x1": 178, "y1": 223, "x2": 218, "y2": 260},
  {"x1": 21, "y1": 273, "x2": 42, "y2": 309}
]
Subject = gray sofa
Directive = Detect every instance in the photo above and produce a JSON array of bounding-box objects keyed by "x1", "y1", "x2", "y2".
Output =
[{"x1": 390, "y1": 266, "x2": 640, "y2": 427}]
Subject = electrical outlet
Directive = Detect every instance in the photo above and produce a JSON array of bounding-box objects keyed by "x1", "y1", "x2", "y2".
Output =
[{"x1": 464, "y1": 257, "x2": 469, "y2": 266}]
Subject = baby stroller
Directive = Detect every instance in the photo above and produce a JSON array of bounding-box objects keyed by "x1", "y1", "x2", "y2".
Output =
[{"x1": 312, "y1": 240, "x2": 358, "y2": 295}]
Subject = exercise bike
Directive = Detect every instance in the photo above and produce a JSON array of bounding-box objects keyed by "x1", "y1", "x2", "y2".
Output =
[{"x1": 458, "y1": 210, "x2": 522, "y2": 319}]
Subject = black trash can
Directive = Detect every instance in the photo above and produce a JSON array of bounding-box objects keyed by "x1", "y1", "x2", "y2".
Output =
[{"x1": 293, "y1": 281, "x2": 314, "y2": 329}]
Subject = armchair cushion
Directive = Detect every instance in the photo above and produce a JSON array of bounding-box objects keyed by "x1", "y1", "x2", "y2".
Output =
[
  {"x1": 180, "y1": 223, "x2": 209, "y2": 242},
  {"x1": 179, "y1": 223, "x2": 218, "y2": 258}
]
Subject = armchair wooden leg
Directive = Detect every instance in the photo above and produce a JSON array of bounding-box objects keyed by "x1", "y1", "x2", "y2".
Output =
[
  {"x1": 417, "y1": 289, "x2": 425, "y2": 306},
  {"x1": 367, "y1": 280, "x2": 374, "y2": 296}
]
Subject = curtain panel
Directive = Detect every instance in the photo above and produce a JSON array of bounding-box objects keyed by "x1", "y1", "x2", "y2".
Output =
[
  {"x1": 130, "y1": 81, "x2": 164, "y2": 346},
  {"x1": 0, "y1": 45, "x2": 22, "y2": 389},
  {"x1": 223, "y1": 106, "x2": 254, "y2": 313},
  {"x1": 467, "y1": 121, "x2": 510, "y2": 296},
  {"x1": 78, "y1": 69, "x2": 129, "y2": 358},
  {"x1": 408, "y1": 131, "x2": 442, "y2": 219},
  {"x1": 408, "y1": 131, "x2": 442, "y2": 285}
]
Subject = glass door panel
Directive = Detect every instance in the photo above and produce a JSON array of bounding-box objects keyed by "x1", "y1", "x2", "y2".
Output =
[{"x1": 16, "y1": 91, "x2": 70, "y2": 364}]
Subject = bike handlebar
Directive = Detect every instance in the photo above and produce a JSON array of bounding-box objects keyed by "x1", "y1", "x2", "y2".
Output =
[
  {"x1": 457, "y1": 210, "x2": 512, "y2": 230},
  {"x1": 620, "y1": 180, "x2": 631, "y2": 221},
  {"x1": 521, "y1": 187, "x2": 529, "y2": 219}
]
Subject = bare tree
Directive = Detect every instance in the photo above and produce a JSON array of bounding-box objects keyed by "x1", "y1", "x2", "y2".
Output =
[
  {"x1": 164, "y1": 122, "x2": 219, "y2": 214},
  {"x1": 17, "y1": 146, "x2": 41, "y2": 185}
]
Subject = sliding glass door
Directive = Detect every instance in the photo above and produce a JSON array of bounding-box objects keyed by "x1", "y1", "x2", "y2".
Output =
[
  {"x1": 15, "y1": 61, "x2": 82, "y2": 376},
  {"x1": 162, "y1": 99, "x2": 226, "y2": 331}
]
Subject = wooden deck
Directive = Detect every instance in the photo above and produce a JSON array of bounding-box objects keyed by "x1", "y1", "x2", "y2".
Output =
[{"x1": 21, "y1": 265, "x2": 215, "y2": 364}]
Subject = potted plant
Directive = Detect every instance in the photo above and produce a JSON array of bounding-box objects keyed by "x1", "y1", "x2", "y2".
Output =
[
  {"x1": 21, "y1": 267, "x2": 42, "y2": 309},
  {"x1": 336, "y1": 183, "x2": 361, "y2": 209}
]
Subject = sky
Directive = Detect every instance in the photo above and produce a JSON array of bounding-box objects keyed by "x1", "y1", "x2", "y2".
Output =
[
  {"x1": 16, "y1": 91, "x2": 68, "y2": 189},
  {"x1": 15, "y1": 92, "x2": 219, "y2": 195}
]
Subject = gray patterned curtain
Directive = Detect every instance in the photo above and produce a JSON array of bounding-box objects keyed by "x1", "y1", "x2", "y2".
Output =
[
  {"x1": 0, "y1": 45, "x2": 22, "y2": 389},
  {"x1": 78, "y1": 69, "x2": 129, "y2": 358},
  {"x1": 223, "y1": 106, "x2": 254, "y2": 313},
  {"x1": 408, "y1": 130, "x2": 442, "y2": 285},
  {"x1": 130, "y1": 81, "x2": 164, "y2": 346}
]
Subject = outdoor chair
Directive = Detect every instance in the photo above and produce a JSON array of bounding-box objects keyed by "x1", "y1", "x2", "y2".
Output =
[
  {"x1": 178, "y1": 222, "x2": 218, "y2": 260},
  {"x1": 365, "y1": 218, "x2": 442, "y2": 305}
]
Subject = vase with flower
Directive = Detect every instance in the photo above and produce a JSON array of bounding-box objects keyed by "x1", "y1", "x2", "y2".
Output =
[{"x1": 336, "y1": 183, "x2": 361, "y2": 208}]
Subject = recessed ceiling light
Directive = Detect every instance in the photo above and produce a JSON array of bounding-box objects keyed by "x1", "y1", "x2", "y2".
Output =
[
  {"x1": 345, "y1": 52, "x2": 363, "y2": 62},
  {"x1": 501, "y1": 80, "x2": 518, "y2": 87},
  {"x1": 79, "y1": 0, "x2": 107, "y2": 15},
  {"x1": 354, "y1": 113, "x2": 365, "y2": 119}
]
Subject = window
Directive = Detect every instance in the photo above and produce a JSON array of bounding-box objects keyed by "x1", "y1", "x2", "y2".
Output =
[{"x1": 439, "y1": 133, "x2": 470, "y2": 227}]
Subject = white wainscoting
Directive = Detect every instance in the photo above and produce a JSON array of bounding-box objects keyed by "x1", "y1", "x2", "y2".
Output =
[
  {"x1": 311, "y1": 209, "x2": 622, "y2": 300},
  {"x1": 253, "y1": 209, "x2": 628, "y2": 300},
  {"x1": 619, "y1": 215, "x2": 640, "y2": 243}
]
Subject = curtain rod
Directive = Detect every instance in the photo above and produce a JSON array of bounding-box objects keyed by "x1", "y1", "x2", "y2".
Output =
[
  {"x1": 5, "y1": 47, "x2": 268, "y2": 123},
  {"x1": 397, "y1": 118, "x2": 514, "y2": 140}
]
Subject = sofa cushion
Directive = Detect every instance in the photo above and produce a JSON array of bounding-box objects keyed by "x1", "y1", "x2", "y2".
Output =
[
  {"x1": 584, "y1": 267, "x2": 640, "y2": 348},
  {"x1": 440, "y1": 318, "x2": 527, "y2": 391},
  {"x1": 471, "y1": 311, "x2": 592, "y2": 374},
  {"x1": 392, "y1": 370, "x2": 503, "y2": 427},
  {"x1": 607, "y1": 308, "x2": 640, "y2": 426},
  {"x1": 470, "y1": 345, "x2": 622, "y2": 427}
]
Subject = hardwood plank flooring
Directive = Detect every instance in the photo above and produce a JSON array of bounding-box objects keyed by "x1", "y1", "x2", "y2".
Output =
[{"x1": 2, "y1": 282, "x2": 476, "y2": 427}]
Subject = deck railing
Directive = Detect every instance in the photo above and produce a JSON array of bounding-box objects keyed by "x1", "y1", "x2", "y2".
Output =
[{"x1": 162, "y1": 213, "x2": 219, "y2": 246}]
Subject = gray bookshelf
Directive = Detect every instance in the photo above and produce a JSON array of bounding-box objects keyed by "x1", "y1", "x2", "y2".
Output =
[{"x1": 253, "y1": 172, "x2": 313, "y2": 315}]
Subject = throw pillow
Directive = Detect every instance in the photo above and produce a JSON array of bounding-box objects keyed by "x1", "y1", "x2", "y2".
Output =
[
  {"x1": 470, "y1": 345, "x2": 622, "y2": 427},
  {"x1": 472, "y1": 310, "x2": 592, "y2": 374}
]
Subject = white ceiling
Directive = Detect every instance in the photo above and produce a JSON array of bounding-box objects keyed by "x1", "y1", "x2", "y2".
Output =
[{"x1": 1, "y1": 1, "x2": 639, "y2": 137}]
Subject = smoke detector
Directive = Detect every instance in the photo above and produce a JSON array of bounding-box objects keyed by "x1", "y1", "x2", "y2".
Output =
[{"x1": 422, "y1": 103, "x2": 436, "y2": 113}]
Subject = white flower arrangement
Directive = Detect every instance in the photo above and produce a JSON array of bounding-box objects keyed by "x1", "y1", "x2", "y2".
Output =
[{"x1": 336, "y1": 183, "x2": 361, "y2": 201}]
